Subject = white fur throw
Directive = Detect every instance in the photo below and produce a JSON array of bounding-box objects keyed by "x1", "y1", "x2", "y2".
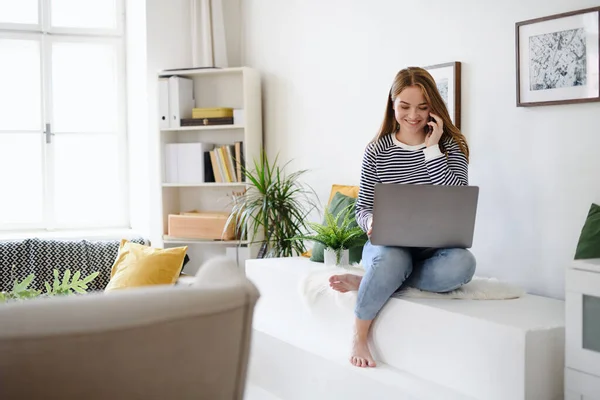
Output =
[{"x1": 300, "y1": 264, "x2": 525, "y2": 310}]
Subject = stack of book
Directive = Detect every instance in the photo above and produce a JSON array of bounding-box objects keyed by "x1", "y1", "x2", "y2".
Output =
[
  {"x1": 181, "y1": 107, "x2": 234, "y2": 126},
  {"x1": 207, "y1": 141, "x2": 244, "y2": 183}
]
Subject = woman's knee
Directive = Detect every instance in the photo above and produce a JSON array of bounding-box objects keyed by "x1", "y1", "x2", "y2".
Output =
[
  {"x1": 452, "y1": 248, "x2": 476, "y2": 280},
  {"x1": 363, "y1": 242, "x2": 413, "y2": 279},
  {"x1": 435, "y1": 248, "x2": 476, "y2": 291}
]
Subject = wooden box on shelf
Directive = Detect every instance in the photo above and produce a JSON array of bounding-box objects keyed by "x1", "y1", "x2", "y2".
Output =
[{"x1": 168, "y1": 211, "x2": 235, "y2": 240}]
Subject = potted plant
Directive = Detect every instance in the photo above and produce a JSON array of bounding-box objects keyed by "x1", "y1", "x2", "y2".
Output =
[
  {"x1": 292, "y1": 204, "x2": 367, "y2": 267},
  {"x1": 225, "y1": 151, "x2": 318, "y2": 258}
]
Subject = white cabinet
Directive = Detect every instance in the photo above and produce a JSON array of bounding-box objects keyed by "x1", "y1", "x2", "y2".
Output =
[
  {"x1": 157, "y1": 67, "x2": 262, "y2": 273},
  {"x1": 566, "y1": 259, "x2": 600, "y2": 399},
  {"x1": 565, "y1": 367, "x2": 600, "y2": 400}
]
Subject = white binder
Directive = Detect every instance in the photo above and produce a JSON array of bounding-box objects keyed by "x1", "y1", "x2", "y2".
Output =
[
  {"x1": 164, "y1": 142, "x2": 214, "y2": 183},
  {"x1": 158, "y1": 78, "x2": 170, "y2": 129},
  {"x1": 164, "y1": 144, "x2": 179, "y2": 183},
  {"x1": 168, "y1": 76, "x2": 195, "y2": 128},
  {"x1": 177, "y1": 142, "x2": 214, "y2": 183}
]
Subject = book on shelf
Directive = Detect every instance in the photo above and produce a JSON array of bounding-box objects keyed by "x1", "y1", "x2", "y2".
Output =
[
  {"x1": 234, "y1": 141, "x2": 244, "y2": 182},
  {"x1": 205, "y1": 142, "x2": 245, "y2": 183},
  {"x1": 209, "y1": 150, "x2": 223, "y2": 183},
  {"x1": 203, "y1": 151, "x2": 215, "y2": 183}
]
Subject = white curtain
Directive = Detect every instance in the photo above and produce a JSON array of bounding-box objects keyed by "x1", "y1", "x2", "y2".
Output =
[{"x1": 191, "y1": 0, "x2": 241, "y2": 68}]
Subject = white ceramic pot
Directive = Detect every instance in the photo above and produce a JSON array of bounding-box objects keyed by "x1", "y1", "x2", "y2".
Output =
[{"x1": 324, "y1": 248, "x2": 349, "y2": 267}]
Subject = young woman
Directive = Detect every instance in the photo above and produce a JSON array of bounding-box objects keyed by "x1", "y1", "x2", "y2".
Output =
[{"x1": 329, "y1": 67, "x2": 476, "y2": 368}]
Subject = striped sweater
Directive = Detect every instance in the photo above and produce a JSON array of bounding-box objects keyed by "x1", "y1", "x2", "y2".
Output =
[{"x1": 355, "y1": 133, "x2": 469, "y2": 232}]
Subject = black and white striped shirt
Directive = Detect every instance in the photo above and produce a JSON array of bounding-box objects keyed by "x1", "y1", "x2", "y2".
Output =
[{"x1": 355, "y1": 133, "x2": 469, "y2": 232}]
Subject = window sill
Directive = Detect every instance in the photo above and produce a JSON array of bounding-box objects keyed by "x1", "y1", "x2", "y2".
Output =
[{"x1": 0, "y1": 228, "x2": 143, "y2": 242}]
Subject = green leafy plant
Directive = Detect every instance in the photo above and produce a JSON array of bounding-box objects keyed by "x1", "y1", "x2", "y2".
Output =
[
  {"x1": 0, "y1": 272, "x2": 41, "y2": 302},
  {"x1": 225, "y1": 151, "x2": 318, "y2": 258},
  {"x1": 44, "y1": 269, "x2": 100, "y2": 296},
  {"x1": 0, "y1": 267, "x2": 99, "y2": 303},
  {"x1": 291, "y1": 204, "x2": 367, "y2": 264}
]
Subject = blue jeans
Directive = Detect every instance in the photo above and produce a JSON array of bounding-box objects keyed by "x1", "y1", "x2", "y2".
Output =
[{"x1": 356, "y1": 241, "x2": 476, "y2": 320}]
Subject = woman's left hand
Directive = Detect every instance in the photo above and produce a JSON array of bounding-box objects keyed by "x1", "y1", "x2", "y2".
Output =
[{"x1": 425, "y1": 113, "x2": 443, "y2": 147}]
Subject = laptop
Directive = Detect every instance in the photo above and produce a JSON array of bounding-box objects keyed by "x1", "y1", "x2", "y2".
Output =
[{"x1": 370, "y1": 184, "x2": 479, "y2": 248}]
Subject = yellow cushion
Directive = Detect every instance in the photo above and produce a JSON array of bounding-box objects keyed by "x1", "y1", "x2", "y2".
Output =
[
  {"x1": 327, "y1": 184, "x2": 359, "y2": 205},
  {"x1": 104, "y1": 239, "x2": 188, "y2": 292}
]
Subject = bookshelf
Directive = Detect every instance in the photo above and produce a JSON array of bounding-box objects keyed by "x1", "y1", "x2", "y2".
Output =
[{"x1": 157, "y1": 67, "x2": 262, "y2": 273}]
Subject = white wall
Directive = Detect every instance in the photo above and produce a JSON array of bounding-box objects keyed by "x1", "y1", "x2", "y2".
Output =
[
  {"x1": 241, "y1": 0, "x2": 600, "y2": 299},
  {"x1": 126, "y1": 0, "x2": 150, "y2": 236},
  {"x1": 126, "y1": 0, "x2": 192, "y2": 244},
  {"x1": 145, "y1": 0, "x2": 193, "y2": 247}
]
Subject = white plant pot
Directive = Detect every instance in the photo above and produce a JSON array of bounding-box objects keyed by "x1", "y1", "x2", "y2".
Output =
[{"x1": 324, "y1": 248, "x2": 349, "y2": 267}]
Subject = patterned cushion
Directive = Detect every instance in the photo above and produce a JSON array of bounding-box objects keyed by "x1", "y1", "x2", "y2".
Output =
[{"x1": 0, "y1": 237, "x2": 149, "y2": 293}]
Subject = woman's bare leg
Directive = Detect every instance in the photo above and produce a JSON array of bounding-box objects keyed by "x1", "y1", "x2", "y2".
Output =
[{"x1": 351, "y1": 317, "x2": 376, "y2": 367}]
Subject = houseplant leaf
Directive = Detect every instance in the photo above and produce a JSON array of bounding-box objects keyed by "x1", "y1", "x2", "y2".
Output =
[{"x1": 225, "y1": 150, "x2": 318, "y2": 258}]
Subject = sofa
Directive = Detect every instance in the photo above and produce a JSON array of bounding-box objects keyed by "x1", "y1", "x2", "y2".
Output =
[
  {"x1": 0, "y1": 256, "x2": 260, "y2": 400},
  {"x1": 0, "y1": 237, "x2": 148, "y2": 292}
]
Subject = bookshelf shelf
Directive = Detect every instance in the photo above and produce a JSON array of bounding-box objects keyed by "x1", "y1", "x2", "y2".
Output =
[
  {"x1": 158, "y1": 67, "x2": 245, "y2": 78},
  {"x1": 157, "y1": 66, "x2": 262, "y2": 270},
  {"x1": 162, "y1": 182, "x2": 247, "y2": 188},
  {"x1": 160, "y1": 125, "x2": 244, "y2": 132},
  {"x1": 163, "y1": 235, "x2": 250, "y2": 245}
]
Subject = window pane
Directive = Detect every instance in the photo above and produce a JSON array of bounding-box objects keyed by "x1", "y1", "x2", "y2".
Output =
[
  {"x1": 52, "y1": 42, "x2": 119, "y2": 133},
  {"x1": 0, "y1": 134, "x2": 43, "y2": 225},
  {"x1": 53, "y1": 134, "x2": 124, "y2": 227},
  {"x1": 51, "y1": 0, "x2": 118, "y2": 30},
  {"x1": 0, "y1": 0, "x2": 38, "y2": 24},
  {"x1": 0, "y1": 39, "x2": 41, "y2": 131}
]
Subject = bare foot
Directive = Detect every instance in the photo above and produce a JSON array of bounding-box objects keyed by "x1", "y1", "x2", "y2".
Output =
[
  {"x1": 328, "y1": 274, "x2": 362, "y2": 293},
  {"x1": 350, "y1": 337, "x2": 376, "y2": 367}
]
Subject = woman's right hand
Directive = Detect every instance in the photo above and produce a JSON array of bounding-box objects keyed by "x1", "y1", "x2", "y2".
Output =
[{"x1": 367, "y1": 218, "x2": 373, "y2": 237}]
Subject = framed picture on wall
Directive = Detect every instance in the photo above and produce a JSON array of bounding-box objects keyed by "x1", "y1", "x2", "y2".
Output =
[
  {"x1": 516, "y1": 7, "x2": 600, "y2": 107},
  {"x1": 424, "y1": 62, "x2": 461, "y2": 129}
]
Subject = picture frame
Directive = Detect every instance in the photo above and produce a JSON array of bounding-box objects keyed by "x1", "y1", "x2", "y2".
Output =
[
  {"x1": 516, "y1": 7, "x2": 600, "y2": 107},
  {"x1": 424, "y1": 62, "x2": 461, "y2": 129}
]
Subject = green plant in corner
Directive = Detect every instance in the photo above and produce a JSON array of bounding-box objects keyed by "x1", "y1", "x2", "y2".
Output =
[
  {"x1": 291, "y1": 204, "x2": 367, "y2": 264},
  {"x1": 225, "y1": 151, "x2": 318, "y2": 258}
]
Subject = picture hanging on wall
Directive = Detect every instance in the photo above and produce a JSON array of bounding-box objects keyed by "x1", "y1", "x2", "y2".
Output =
[
  {"x1": 516, "y1": 7, "x2": 600, "y2": 107},
  {"x1": 424, "y1": 62, "x2": 461, "y2": 129}
]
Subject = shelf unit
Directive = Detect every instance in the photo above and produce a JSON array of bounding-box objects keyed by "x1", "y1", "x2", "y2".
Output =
[{"x1": 157, "y1": 67, "x2": 262, "y2": 273}]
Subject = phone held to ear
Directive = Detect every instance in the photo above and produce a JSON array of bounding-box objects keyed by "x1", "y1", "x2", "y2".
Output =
[{"x1": 425, "y1": 116, "x2": 434, "y2": 134}]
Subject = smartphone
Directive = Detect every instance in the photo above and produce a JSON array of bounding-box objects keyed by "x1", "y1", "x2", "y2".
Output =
[{"x1": 425, "y1": 116, "x2": 434, "y2": 134}]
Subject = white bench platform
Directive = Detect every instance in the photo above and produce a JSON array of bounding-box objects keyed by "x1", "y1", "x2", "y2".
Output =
[{"x1": 245, "y1": 257, "x2": 565, "y2": 400}]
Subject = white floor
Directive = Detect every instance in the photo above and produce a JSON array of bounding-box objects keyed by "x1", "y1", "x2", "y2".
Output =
[{"x1": 244, "y1": 383, "x2": 282, "y2": 400}]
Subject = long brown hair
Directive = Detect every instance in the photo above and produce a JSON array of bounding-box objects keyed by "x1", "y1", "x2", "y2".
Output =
[{"x1": 372, "y1": 67, "x2": 469, "y2": 161}]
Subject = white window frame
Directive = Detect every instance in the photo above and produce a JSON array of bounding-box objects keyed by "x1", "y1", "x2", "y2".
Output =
[{"x1": 0, "y1": 0, "x2": 128, "y2": 232}]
